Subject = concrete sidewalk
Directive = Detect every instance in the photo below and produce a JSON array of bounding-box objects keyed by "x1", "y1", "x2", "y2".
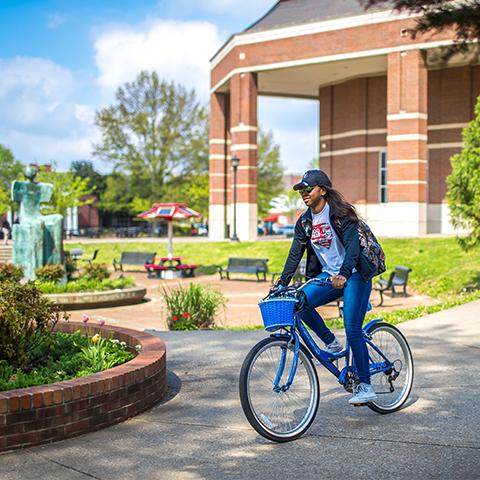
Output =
[{"x1": 1, "y1": 301, "x2": 479, "y2": 479}]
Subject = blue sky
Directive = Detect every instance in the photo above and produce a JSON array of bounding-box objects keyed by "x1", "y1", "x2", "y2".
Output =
[{"x1": 0, "y1": 0, "x2": 318, "y2": 173}]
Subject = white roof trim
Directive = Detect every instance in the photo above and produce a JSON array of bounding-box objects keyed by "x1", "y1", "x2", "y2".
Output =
[
  {"x1": 211, "y1": 10, "x2": 416, "y2": 68},
  {"x1": 211, "y1": 39, "x2": 456, "y2": 94}
]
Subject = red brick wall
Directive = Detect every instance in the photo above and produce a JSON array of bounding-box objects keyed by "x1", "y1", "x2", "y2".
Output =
[
  {"x1": 211, "y1": 18, "x2": 455, "y2": 88},
  {"x1": 0, "y1": 323, "x2": 166, "y2": 452},
  {"x1": 428, "y1": 65, "x2": 480, "y2": 203},
  {"x1": 319, "y1": 76, "x2": 387, "y2": 204},
  {"x1": 78, "y1": 196, "x2": 100, "y2": 228}
]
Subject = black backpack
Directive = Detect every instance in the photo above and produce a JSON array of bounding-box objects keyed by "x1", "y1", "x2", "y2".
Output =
[
  {"x1": 357, "y1": 221, "x2": 386, "y2": 277},
  {"x1": 332, "y1": 218, "x2": 386, "y2": 278}
]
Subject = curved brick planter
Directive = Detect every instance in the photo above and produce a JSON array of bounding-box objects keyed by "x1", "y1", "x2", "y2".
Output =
[
  {"x1": 45, "y1": 285, "x2": 147, "y2": 310},
  {"x1": 0, "y1": 322, "x2": 166, "y2": 452}
]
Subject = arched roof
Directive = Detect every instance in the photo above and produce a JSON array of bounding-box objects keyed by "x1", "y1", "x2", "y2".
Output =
[{"x1": 244, "y1": 0, "x2": 391, "y2": 33}]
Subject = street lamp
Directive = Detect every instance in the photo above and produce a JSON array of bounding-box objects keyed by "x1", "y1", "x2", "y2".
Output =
[{"x1": 231, "y1": 155, "x2": 240, "y2": 241}]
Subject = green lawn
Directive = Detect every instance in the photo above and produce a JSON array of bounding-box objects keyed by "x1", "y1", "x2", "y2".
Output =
[{"x1": 68, "y1": 237, "x2": 480, "y2": 300}]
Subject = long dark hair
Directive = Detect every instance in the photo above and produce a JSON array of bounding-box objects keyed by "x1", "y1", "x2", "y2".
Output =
[{"x1": 322, "y1": 185, "x2": 361, "y2": 223}]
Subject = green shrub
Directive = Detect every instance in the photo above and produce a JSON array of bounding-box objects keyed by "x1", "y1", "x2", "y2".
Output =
[
  {"x1": 163, "y1": 283, "x2": 225, "y2": 330},
  {"x1": 81, "y1": 262, "x2": 110, "y2": 281},
  {"x1": 0, "y1": 281, "x2": 68, "y2": 369},
  {"x1": 36, "y1": 276, "x2": 135, "y2": 294},
  {"x1": 0, "y1": 330, "x2": 135, "y2": 391},
  {"x1": 35, "y1": 264, "x2": 64, "y2": 282},
  {"x1": 64, "y1": 254, "x2": 77, "y2": 281},
  {"x1": 0, "y1": 263, "x2": 23, "y2": 283}
]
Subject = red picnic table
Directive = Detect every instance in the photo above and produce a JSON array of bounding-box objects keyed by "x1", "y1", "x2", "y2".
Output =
[{"x1": 144, "y1": 256, "x2": 198, "y2": 278}]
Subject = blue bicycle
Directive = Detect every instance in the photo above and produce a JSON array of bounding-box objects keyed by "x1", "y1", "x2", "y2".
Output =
[{"x1": 239, "y1": 278, "x2": 414, "y2": 442}]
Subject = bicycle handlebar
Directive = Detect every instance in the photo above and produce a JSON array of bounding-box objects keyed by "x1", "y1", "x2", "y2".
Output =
[{"x1": 265, "y1": 276, "x2": 345, "y2": 301}]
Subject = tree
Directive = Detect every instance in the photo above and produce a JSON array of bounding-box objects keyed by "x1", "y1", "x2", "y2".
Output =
[
  {"x1": 257, "y1": 128, "x2": 285, "y2": 219},
  {"x1": 0, "y1": 145, "x2": 23, "y2": 216},
  {"x1": 361, "y1": 1, "x2": 480, "y2": 61},
  {"x1": 447, "y1": 96, "x2": 480, "y2": 250},
  {"x1": 94, "y1": 71, "x2": 208, "y2": 213},
  {"x1": 37, "y1": 166, "x2": 93, "y2": 217},
  {"x1": 70, "y1": 160, "x2": 107, "y2": 197}
]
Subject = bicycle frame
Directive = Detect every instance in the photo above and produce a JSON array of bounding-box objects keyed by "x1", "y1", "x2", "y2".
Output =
[{"x1": 270, "y1": 315, "x2": 393, "y2": 393}]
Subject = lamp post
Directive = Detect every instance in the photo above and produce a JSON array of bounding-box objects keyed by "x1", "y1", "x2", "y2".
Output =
[{"x1": 231, "y1": 155, "x2": 240, "y2": 241}]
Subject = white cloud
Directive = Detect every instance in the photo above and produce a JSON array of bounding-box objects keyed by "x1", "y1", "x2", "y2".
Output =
[
  {"x1": 0, "y1": 57, "x2": 75, "y2": 128},
  {"x1": 94, "y1": 20, "x2": 223, "y2": 99},
  {"x1": 0, "y1": 56, "x2": 98, "y2": 169},
  {"x1": 258, "y1": 96, "x2": 319, "y2": 174},
  {"x1": 0, "y1": 127, "x2": 98, "y2": 169}
]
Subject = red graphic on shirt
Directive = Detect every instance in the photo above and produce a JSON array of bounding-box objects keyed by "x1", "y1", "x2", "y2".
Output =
[{"x1": 311, "y1": 223, "x2": 333, "y2": 249}]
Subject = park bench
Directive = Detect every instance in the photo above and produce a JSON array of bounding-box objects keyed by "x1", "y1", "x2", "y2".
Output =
[
  {"x1": 80, "y1": 249, "x2": 99, "y2": 266},
  {"x1": 113, "y1": 251, "x2": 156, "y2": 272},
  {"x1": 271, "y1": 258, "x2": 306, "y2": 285},
  {"x1": 374, "y1": 265, "x2": 412, "y2": 306},
  {"x1": 218, "y1": 257, "x2": 269, "y2": 282}
]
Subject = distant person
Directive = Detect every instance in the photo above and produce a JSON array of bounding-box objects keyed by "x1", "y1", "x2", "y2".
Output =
[
  {"x1": 2, "y1": 219, "x2": 10, "y2": 245},
  {"x1": 272, "y1": 169, "x2": 385, "y2": 406}
]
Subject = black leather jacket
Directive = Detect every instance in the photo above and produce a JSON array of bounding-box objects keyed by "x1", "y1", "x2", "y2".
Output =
[{"x1": 278, "y1": 208, "x2": 377, "y2": 286}]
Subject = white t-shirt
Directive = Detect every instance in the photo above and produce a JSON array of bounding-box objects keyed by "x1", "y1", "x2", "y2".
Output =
[{"x1": 310, "y1": 203, "x2": 345, "y2": 276}]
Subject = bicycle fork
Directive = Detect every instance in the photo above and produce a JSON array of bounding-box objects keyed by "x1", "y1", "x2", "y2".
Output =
[{"x1": 272, "y1": 330, "x2": 300, "y2": 393}]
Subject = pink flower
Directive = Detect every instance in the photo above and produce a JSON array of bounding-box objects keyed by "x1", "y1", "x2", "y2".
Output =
[
  {"x1": 182, "y1": 312, "x2": 191, "y2": 319},
  {"x1": 82, "y1": 314, "x2": 89, "y2": 323},
  {"x1": 97, "y1": 319, "x2": 105, "y2": 326}
]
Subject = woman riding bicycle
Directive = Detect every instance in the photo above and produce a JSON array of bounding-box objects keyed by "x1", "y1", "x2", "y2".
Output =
[{"x1": 273, "y1": 169, "x2": 383, "y2": 406}]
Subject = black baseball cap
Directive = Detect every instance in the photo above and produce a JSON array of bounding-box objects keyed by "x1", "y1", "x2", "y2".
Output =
[{"x1": 293, "y1": 169, "x2": 332, "y2": 190}]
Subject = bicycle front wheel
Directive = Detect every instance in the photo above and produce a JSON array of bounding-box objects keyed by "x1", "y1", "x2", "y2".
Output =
[
  {"x1": 366, "y1": 322, "x2": 414, "y2": 414},
  {"x1": 239, "y1": 336, "x2": 319, "y2": 442}
]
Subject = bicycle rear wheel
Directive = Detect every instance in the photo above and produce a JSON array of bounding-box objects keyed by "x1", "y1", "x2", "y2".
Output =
[
  {"x1": 239, "y1": 336, "x2": 319, "y2": 442},
  {"x1": 366, "y1": 322, "x2": 414, "y2": 414}
]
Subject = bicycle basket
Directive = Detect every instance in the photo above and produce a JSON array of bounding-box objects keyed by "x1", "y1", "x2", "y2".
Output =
[{"x1": 258, "y1": 297, "x2": 297, "y2": 332}]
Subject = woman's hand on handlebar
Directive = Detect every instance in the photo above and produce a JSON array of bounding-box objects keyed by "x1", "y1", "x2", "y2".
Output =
[{"x1": 329, "y1": 275, "x2": 347, "y2": 289}]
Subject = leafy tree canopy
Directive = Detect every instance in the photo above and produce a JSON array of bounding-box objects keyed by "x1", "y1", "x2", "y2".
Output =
[
  {"x1": 257, "y1": 128, "x2": 285, "y2": 219},
  {"x1": 94, "y1": 71, "x2": 208, "y2": 214},
  {"x1": 36, "y1": 165, "x2": 93, "y2": 217},
  {"x1": 70, "y1": 160, "x2": 107, "y2": 197},
  {"x1": 361, "y1": 0, "x2": 480, "y2": 61},
  {"x1": 447, "y1": 95, "x2": 480, "y2": 250},
  {"x1": 0, "y1": 145, "x2": 23, "y2": 215}
]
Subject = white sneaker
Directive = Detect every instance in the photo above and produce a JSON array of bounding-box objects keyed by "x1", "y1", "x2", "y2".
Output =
[
  {"x1": 324, "y1": 338, "x2": 343, "y2": 354},
  {"x1": 349, "y1": 382, "x2": 378, "y2": 406}
]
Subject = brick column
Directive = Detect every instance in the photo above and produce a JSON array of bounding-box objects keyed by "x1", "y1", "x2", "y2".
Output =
[
  {"x1": 208, "y1": 92, "x2": 229, "y2": 240},
  {"x1": 319, "y1": 85, "x2": 333, "y2": 178},
  {"x1": 386, "y1": 49, "x2": 428, "y2": 235},
  {"x1": 229, "y1": 72, "x2": 258, "y2": 241}
]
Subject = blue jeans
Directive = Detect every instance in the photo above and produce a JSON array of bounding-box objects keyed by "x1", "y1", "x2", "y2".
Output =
[{"x1": 299, "y1": 272, "x2": 372, "y2": 384}]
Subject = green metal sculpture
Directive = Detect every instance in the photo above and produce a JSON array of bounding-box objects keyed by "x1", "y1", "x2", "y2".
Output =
[{"x1": 11, "y1": 166, "x2": 63, "y2": 280}]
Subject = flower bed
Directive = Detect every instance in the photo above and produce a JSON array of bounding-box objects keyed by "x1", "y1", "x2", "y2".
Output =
[
  {"x1": 0, "y1": 322, "x2": 166, "y2": 452},
  {"x1": 0, "y1": 328, "x2": 135, "y2": 391}
]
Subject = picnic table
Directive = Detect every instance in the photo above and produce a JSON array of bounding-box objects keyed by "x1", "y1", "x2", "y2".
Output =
[{"x1": 144, "y1": 257, "x2": 198, "y2": 278}]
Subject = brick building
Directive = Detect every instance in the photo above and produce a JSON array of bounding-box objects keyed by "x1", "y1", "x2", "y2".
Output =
[{"x1": 209, "y1": 0, "x2": 475, "y2": 240}]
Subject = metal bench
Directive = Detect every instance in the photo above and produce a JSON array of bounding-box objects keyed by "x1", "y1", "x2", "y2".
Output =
[
  {"x1": 374, "y1": 265, "x2": 412, "y2": 306},
  {"x1": 113, "y1": 251, "x2": 156, "y2": 272},
  {"x1": 80, "y1": 249, "x2": 99, "y2": 266},
  {"x1": 218, "y1": 257, "x2": 269, "y2": 282},
  {"x1": 271, "y1": 259, "x2": 306, "y2": 285}
]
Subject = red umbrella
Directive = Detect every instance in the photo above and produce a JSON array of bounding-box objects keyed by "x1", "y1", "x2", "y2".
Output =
[{"x1": 138, "y1": 203, "x2": 201, "y2": 258}]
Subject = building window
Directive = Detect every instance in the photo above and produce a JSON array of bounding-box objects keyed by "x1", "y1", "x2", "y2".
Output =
[{"x1": 379, "y1": 151, "x2": 388, "y2": 203}]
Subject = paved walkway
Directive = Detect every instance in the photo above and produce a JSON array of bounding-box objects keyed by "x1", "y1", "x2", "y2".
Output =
[
  {"x1": 68, "y1": 271, "x2": 438, "y2": 329},
  {"x1": 1, "y1": 301, "x2": 479, "y2": 479}
]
